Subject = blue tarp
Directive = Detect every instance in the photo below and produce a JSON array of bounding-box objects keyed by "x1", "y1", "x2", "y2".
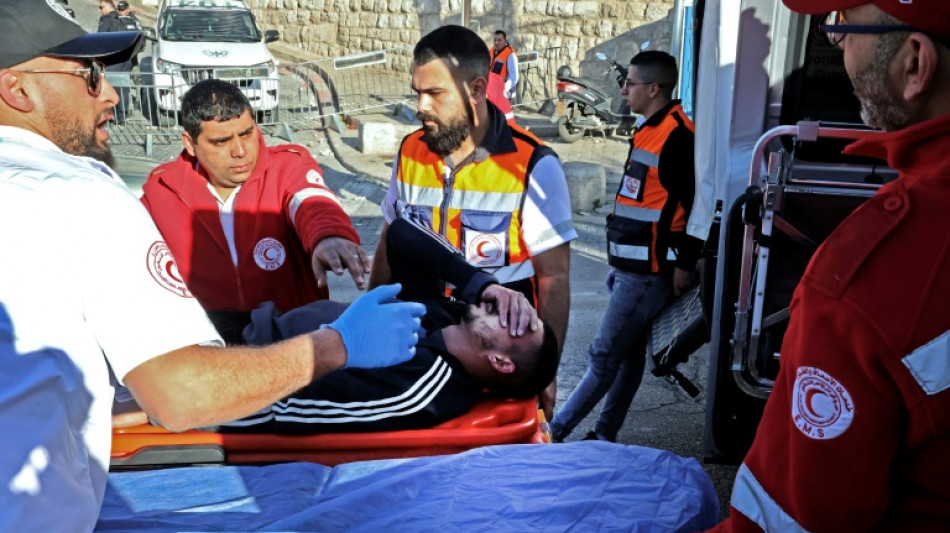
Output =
[{"x1": 96, "y1": 442, "x2": 719, "y2": 532}]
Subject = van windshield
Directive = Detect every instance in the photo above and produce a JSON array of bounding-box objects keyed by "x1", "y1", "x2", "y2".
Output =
[{"x1": 160, "y1": 9, "x2": 262, "y2": 42}]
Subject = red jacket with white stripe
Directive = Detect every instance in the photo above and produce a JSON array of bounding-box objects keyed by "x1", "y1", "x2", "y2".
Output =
[
  {"x1": 709, "y1": 114, "x2": 950, "y2": 532},
  {"x1": 141, "y1": 137, "x2": 359, "y2": 313}
]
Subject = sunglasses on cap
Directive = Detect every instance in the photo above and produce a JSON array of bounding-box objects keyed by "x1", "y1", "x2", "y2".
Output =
[{"x1": 14, "y1": 59, "x2": 106, "y2": 97}]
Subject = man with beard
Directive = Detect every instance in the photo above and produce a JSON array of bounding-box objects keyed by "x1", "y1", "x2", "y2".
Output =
[
  {"x1": 707, "y1": 1, "x2": 950, "y2": 532},
  {"x1": 368, "y1": 25, "x2": 577, "y2": 420},
  {"x1": 0, "y1": 1, "x2": 424, "y2": 529}
]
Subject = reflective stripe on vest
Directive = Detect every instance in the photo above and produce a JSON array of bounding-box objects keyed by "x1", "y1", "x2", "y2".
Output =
[
  {"x1": 395, "y1": 183, "x2": 525, "y2": 213},
  {"x1": 614, "y1": 203, "x2": 662, "y2": 222},
  {"x1": 608, "y1": 242, "x2": 677, "y2": 261},
  {"x1": 902, "y1": 328, "x2": 950, "y2": 395},
  {"x1": 608, "y1": 104, "x2": 694, "y2": 273},
  {"x1": 395, "y1": 129, "x2": 542, "y2": 284},
  {"x1": 629, "y1": 148, "x2": 660, "y2": 168}
]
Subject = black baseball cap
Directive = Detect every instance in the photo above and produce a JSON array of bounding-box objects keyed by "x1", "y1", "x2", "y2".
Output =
[{"x1": 0, "y1": 0, "x2": 143, "y2": 69}]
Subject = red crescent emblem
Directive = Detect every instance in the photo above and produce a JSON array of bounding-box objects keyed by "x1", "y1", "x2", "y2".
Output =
[
  {"x1": 146, "y1": 241, "x2": 192, "y2": 298},
  {"x1": 805, "y1": 388, "x2": 822, "y2": 416},
  {"x1": 164, "y1": 260, "x2": 183, "y2": 284}
]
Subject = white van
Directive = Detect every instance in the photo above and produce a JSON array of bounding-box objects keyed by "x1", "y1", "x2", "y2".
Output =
[{"x1": 140, "y1": 0, "x2": 280, "y2": 124}]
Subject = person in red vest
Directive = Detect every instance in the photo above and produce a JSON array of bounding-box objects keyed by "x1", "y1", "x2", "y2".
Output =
[
  {"x1": 550, "y1": 50, "x2": 701, "y2": 444},
  {"x1": 488, "y1": 30, "x2": 518, "y2": 123},
  {"x1": 707, "y1": 1, "x2": 950, "y2": 531},
  {"x1": 141, "y1": 79, "x2": 368, "y2": 342}
]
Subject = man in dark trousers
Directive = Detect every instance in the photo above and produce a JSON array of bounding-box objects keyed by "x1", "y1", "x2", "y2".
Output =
[
  {"x1": 97, "y1": 0, "x2": 137, "y2": 123},
  {"x1": 550, "y1": 50, "x2": 701, "y2": 444}
]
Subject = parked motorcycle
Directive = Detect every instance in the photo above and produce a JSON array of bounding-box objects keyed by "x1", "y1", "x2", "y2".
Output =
[{"x1": 553, "y1": 52, "x2": 637, "y2": 143}]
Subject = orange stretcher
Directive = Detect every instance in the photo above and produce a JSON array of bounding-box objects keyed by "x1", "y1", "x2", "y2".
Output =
[{"x1": 111, "y1": 397, "x2": 549, "y2": 469}]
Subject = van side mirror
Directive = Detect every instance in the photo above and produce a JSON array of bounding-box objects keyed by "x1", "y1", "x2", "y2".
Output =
[
  {"x1": 264, "y1": 30, "x2": 280, "y2": 43},
  {"x1": 142, "y1": 27, "x2": 157, "y2": 41}
]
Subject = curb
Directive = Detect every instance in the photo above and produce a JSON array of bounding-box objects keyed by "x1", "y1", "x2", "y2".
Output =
[{"x1": 323, "y1": 127, "x2": 391, "y2": 187}]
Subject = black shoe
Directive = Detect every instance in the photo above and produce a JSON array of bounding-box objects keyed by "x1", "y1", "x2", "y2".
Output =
[{"x1": 582, "y1": 431, "x2": 599, "y2": 441}]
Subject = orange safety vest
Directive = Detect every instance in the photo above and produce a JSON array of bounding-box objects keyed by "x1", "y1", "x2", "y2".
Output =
[
  {"x1": 394, "y1": 124, "x2": 547, "y2": 298},
  {"x1": 607, "y1": 103, "x2": 694, "y2": 274},
  {"x1": 490, "y1": 45, "x2": 514, "y2": 81}
]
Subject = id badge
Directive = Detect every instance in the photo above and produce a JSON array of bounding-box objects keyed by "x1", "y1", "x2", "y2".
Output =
[
  {"x1": 619, "y1": 160, "x2": 648, "y2": 202},
  {"x1": 464, "y1": 230, "x2": 508, "y2": 267}
]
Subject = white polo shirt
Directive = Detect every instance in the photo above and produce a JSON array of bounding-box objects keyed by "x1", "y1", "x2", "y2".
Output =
[{"x1": 0, "y1": 127, "x2": 222, "y2": 530}]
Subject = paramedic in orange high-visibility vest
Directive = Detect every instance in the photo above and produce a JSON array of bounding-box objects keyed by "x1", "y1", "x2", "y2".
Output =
[
  {"x1": 550, "y1": 50, "x2": 702, "y2": 444},
  {"x1": 368, "y1": 25, "x2": 577, "y2": 422},
  {"x1": 488, "y1": 29, "x2": 518, "y2": 123}
]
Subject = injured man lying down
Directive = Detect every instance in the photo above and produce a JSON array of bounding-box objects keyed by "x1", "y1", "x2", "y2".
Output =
[{"x1": 209, "y1": 218, "x2": 560, "y2": 434}]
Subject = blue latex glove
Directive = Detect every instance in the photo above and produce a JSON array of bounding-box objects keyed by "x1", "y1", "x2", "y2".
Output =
[
  {"x1": 605, "y1": 268, "x2": 617, "y2": 294},
  {"x1": 323, "y1": 284, "x2": 426, "y2": 368}
]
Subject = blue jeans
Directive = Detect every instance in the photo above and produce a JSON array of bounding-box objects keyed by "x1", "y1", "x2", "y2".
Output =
[{"x1": 551, "y1": 269, "x2": 671, "y2": 442}]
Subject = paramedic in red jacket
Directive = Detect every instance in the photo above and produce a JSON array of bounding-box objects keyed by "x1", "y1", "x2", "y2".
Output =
[
  {"x1": 142, "y1": 79, "x2": 366, "y2": 336},
  {"x1": 709, "y1": 1, "x2": 950, "y2": 531}
]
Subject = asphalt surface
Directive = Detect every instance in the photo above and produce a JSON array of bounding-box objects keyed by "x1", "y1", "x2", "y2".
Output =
[{"x1": 74, "y1": 0, "x2": 739, "y2": 519}]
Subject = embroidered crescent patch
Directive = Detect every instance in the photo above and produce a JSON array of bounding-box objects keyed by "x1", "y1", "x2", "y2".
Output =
[
  {"x1": 467, "y1": 233, "x2": 505, "y2": 267},
  {"x1": 791, "y1": 366, "x2": 854, "y2": 440},
  {"x1": 146, "y1": 241, "x2": 192, "y2": 297},
  {"x1": 254, "y1": 238, "x2": 286, "y2": 271}
]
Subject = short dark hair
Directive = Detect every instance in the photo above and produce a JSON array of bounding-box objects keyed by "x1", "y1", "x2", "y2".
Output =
[
  {"x1": 413, "y1": 25, "x2": 491, "y2": 82},
  {"x1": 494, "y1": 30, "x2": 507, "y2": 41},
  {"x1": 181, "y1": 79, "x2": 254, "y2": 139},
  {"x1": 485, "y1": 322, "x2": 560, "y2": 398},
  {"x1": 630, "y1": 50, "x2": 679, "y2": 98}
]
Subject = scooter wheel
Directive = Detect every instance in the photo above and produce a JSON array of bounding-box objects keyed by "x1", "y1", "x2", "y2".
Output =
[{"x1": 557, "y1": 115, "x2": 586, "y2": 143}]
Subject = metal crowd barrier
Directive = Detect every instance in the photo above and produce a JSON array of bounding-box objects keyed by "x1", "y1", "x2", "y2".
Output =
[
  {"x1": 513, "y1": 46, "x2": 562, "y2": 112},
  {"x1": 105, "y1": 45, "x2": 557, "y2": 157}
]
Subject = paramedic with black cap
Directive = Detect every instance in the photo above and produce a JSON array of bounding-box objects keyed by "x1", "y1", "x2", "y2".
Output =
[
  {"x1": 707, "y1": 1, "x2": 950, "y2": 532},
  {"x1": 0, "y1": 1, "x2": 424, "y2": 529}
]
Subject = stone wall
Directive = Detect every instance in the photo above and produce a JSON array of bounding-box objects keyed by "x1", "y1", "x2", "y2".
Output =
[{"x1": 248, "y1": 0, "x2": 676, "y2": 81}]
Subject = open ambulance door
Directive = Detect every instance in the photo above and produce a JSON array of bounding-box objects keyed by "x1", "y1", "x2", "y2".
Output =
[{"x1": 691, "y1": 0, "x2": 896, "y2": 463}]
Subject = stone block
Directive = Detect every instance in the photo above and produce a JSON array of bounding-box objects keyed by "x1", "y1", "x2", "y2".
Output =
[
  {"x1": 562, "y1": 161, "x2": 606, "y2": 213},
  {"x1": 358, "y1": 120, "x2": 419, "y2": 156}
]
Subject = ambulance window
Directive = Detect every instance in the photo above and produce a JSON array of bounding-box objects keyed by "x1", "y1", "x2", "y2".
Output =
[
  {"x1": 782, "y1": 22, "x2": 862, "y2": 126},
  {"x1": 779, "y1": 16, "x2": 872, "y2": 164}
]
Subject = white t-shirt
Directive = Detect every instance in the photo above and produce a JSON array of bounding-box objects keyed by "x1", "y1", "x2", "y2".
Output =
[
  {"x1": 381, "y1": 154, "x2": 577, "y2": 258},
  {"x1": 0, "y1": 127, "x2": 222, "y2": 530}
]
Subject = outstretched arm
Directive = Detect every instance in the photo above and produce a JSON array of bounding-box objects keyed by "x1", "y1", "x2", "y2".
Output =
[{"x1": 125, "y1": 285, "x2": 425, "y2": 432}]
